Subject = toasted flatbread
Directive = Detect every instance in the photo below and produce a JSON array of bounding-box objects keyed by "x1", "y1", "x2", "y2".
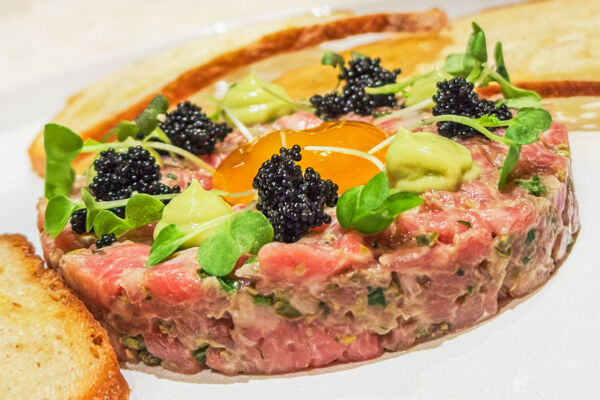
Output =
[{"x1": 0, "y1": 234, "x2": 129, "y2": 400}]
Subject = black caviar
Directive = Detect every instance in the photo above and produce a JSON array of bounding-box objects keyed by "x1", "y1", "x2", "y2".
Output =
[
  {"x1": 70, "y1": 145, "x2": 179, "y2": 232},
  {"x1": 70, "y1": 209, "x2": 88, "y2": 234},
  {"x1": 253, "y1": 145, "x2": 338, "y2": 243},
  {"x1": 96, "y1": 233, "x2": 116, "y2": 249},
  {"x1": 310, "y1": 57, "x2": 400, "y2": 120},
  {"x1": 432, "y1": 77, "x2": 512, "y2": 139},
  {"x1": 146, "y1": 101, "x2": 232, "y2": 155}
]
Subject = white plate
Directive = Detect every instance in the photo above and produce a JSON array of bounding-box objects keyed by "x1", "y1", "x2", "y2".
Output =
[{"x1": 1, "y1": 1, "x2": 599, "y2": 399}]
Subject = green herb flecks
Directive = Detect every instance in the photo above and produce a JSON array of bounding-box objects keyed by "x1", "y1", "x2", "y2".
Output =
[
  {"x1": 457, "y1": 220, "x2": 472, "y2": 229},
  {"x1": 525, "y1": 229, "x2": 537, "y2": 245},
  {"x1": 193, "y1": 345, "x2": 209, "y2": 364},
  {"x1": 367, "y1": 286, "x2": 386, "y2": 307},
  {"x1": 517, "y1": 175, "x2": 548, "y2": 197},
  {"x1": 416, "y1": 232, "x2": 439, "y2": 247}
]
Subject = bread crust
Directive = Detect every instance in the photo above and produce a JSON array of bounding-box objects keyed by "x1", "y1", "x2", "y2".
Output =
[
  {"x1": 28, "y1": 9, "x2": 447, "y2": 177},
  {"x1": 0, "y1": 234, "x2": 129, "y2": 400}
]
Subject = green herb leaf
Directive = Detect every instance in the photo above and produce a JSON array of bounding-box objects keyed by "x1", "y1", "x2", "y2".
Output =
[
  {"x1": 81, "y1": 189, "x2": 99, "y2": 232},
  {"x1": 336, "y1": 173, "x2": 423, "y2": 234},
  {"x1": 336, "y1": 186, "x2": 361, "y2": 228},
  {"x1": 142, "y1": 126, "x2": 172, "y2": 144},
  {"x1": 147, "y1": 224, "x2": 188, "y2": 266},
  {"x1": 457, "y1": 220, "x2": 472, "y2": 229},
  {"x1": 93, "y1": 210, "x2": 129, "y2": 236},
  {"x1": 467, "y1": 22, "x2": 488, "y2": 63},
  {"x1": 197, "y1": 211, "x2": 273, "y2": 277},
  {"x1": 44, "y1": 124, "x2": 83, "y2": 199},
  {"x1": 517, "y1": 175, "x2": 548, "y2": 197},
  {"x1": 358, "y1": 172, "x2": 388, "y2": 211},
  {"x1": 499, "y1": 143, "x2": 521, "y2": 189},
  {"x1": 443, "y1": 53, "x2": 473, "y2": 77},
  {"x1": 367, "y1": 286, "x2": 386, "y2": 306},
  {"x1": 135, "y1": 94, "x2": 169, "y2": 135},
  {"x1": 112, "y1": 120, "x2": 140, "y2": 142},
  {"x1": 93, "y1": 194, "x2": 165, "y2": 237},
  {"x1": 505, "y1": 108, "x2": 552, "y2": 145},
  {"x1": 494, "y1": 42, "x2": 510, "y2": 82},
  {"x1": 321, "y1": 51, "x2": 345, "y2": 70},
  {"x1": 44, "y1": 196, "x2": 81, "y2": 238},
  {"x1": 229, "y1": 210, "x2": 274, "y2": 254}
]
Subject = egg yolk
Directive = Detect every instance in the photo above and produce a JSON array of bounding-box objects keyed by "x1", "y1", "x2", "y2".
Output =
[{"x1": 214, "y1": 121, "x2": 388, "y2": 204}]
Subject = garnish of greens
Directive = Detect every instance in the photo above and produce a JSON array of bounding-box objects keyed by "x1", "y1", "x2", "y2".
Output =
[
  {"x1": 517, "y1": 175, "x2": 548, "y2": 197},
  {"x1": 42, "y1": 96, "x2": 216, "y2": 240},
  {"x1": 148, "y1": 210, "x2": 272, "y2": 272},
  {"x1": 364, "y1": 21, "x2": 553, "y2": 189},
  {"x1": 336, "y1": 172, "x2": 423, "y2": 234}
]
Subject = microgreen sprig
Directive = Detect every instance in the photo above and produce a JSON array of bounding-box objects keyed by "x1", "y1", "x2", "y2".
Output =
[{"x1": 336, "y1": 172, "x2": 423, "y2": 234}]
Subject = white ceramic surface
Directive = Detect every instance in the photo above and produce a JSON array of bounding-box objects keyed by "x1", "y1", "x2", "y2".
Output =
[{"x1": 1, "y1": 1, "x2": 598, "y2": 399}]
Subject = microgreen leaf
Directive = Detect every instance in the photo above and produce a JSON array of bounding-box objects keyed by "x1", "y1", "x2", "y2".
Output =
[
  {"x1": 467, "y1": 22, "x2": 488, "y2": 63},
  {"x1": 336, "y1": 186, "x2": 361, "y2": 229},
  {"x1": 443, "y1": 53, "x2": 472, "y2": 77},
  {"x1": 135, "y1": 94, "x2": 169, "y2": 135},
  {"x1": 505, "y1": 108, "x2": 552, "y2": 145},
  {"x1": 499, "y1": 143, "x2": 521, "y2": 189},
  {"x1": 494, "y1": 42, "x2": 510, "y2": 82},
  {"x1": 93, "y1": 194, "x2": 165, "y2": 237},
  {"x1": 147, "y1": 224, "x2": 188, "y2": 266},
  {"x1": 80, "y1": 188, "x2": 99, "y2": 232},
  {"x1": 44, "y1": 124, "x2": 83, "y2": 199},
  {"x1": 229, "y1": 210, "x2": 274, "y2": 254},
  {"x1": 197, "y1": 229, "x2": 240, "y2": 277},
  {"x1": 321, "y1": 51, "x2": 345, "y2": 70},
  {"x1": 44, "y1": 196, "x2": 82, "y2": 238},
  {"x1": 93, "y1": 210, "x2": 130, "y2": 237},
  {"x1": 112, "y1": 120, "x2": 140, "y2": 142},
  {"x1": 336, "y1": 174, "x2": 423, "y2": 234},
  {"x1": 197, "y1": 211, "x2": 273, "y2": 277},
  {"x1": 358, "y1": 172, "x2": 388, "y2": 211},
  {"x1": 517, "y1": 175, "x2": 548, "y2": 197}
]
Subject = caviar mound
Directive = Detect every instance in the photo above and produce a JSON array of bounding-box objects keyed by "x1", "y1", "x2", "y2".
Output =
[
  {"x1": 153, "y1": 101, "x2": 232, "y2": 155},
  {"x1": 432, "y1": 77, "x2": 512, "y2": 139},
  {"x1": 253, "y1": 145, "x2": 338, "y2": 243},
  {"x1": 310, "y1": 57, "x2": 400, "y2": 120}
]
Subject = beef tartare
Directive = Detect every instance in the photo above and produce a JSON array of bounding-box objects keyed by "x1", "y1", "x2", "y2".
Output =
[{"x1": 37, "y1": 23, "x2": 578, "y2": 375}]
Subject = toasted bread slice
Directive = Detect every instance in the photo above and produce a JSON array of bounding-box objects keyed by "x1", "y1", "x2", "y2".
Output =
[
  {"x1": 27, "y1": 9, "x2": 447, "y2": 176},
  {"x1": 0, "y1": 234, "x2": 129, "y2": 400}
]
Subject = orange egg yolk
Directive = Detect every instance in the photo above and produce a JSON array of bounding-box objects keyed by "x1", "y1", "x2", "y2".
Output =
[{"x1": 214, "y1": 121, "x2": 389, "y2": 204}]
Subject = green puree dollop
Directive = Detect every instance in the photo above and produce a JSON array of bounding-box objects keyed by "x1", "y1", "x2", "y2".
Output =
[
  {"x1": 386, "y1": 129, "x2": 480, "y2": 193},
  {"x1": 221, "y1": 72, "x2": 295, "y2": 125}
]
